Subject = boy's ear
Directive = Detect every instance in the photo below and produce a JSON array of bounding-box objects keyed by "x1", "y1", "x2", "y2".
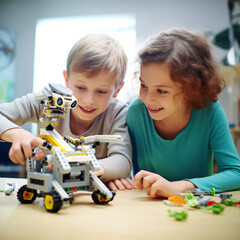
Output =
[
  {"x1": 113, "y1": 82, "x2": 124, "y2": 98},
  {"x1": 63, "y1": 70, "x2": 69, "y2": 88}
]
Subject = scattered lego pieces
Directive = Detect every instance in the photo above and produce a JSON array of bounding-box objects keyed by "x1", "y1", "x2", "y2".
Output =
[
  {"x1": 166, "y1": 188, "x2": 238, "y2": 221},
  {"x1": 219, "y1": 193, "x2": 233, "y2": 204},
  {"x1": 163, "y1": 200, "x2": 181, "y2": 206},
  {"x1": 207, "y1": 201, "x2": 220, "y2": 206},
  {"x1": 168, "y1": 196, "x2": 186, "y2": 205},
  {"x1": 204, "y1": 204, "x2": 225, "y2": 214},
  {"x1": 184, "y1": 193, "x2": 198, "y2": 207},
  {"x1": 234, "y1": 201, "x2": 240, "y2": 206},
  {"x1": 185, "y1": 187, "x2": 215, "y2": 196},
  {"x1": 168, "y1": 209, "x2": 188, "y2": 221},
  {"x1": 224, "y1": 198, "x2": 239, "y2": 206},
  {"x1": 210, "y1": 188, "x2": 216, "y2": 196},
  {"x1": 5, "y1": 182, "x2": 16, "y2": 196}
]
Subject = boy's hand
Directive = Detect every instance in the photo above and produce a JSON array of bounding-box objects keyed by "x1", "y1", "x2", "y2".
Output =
[
  {"x1": 134, "y1": 170, "x2": 195, "y2": 198},
  {"x1": 93, "y1": 165, "x2": 136, "y2": 191},
  {"x1": 1, "y1": 128, "x2": 46, "y2": 165},
  {"x1": 107, "y1": 178, "x2": 137, "y2": 191}
]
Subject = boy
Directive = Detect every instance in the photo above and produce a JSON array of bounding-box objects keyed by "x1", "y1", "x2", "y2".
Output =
[{"x1": 0, "y1": 33, "x2": 133, "y2": 190}]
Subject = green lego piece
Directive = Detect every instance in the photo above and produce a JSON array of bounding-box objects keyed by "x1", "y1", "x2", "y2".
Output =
[
  {"x1": 168, "y1": 209, "x2": 188, "y2": 221},
  {"x1": 210, "y1": 187, "x2": 215, "y2": 196},
  {"x1": 185, "y1": 193, "x2": 198, "y2": 207},
  {"x1": 224, "y1": 198, "x2": 239, "y2": 206},
  {"x1": 205, "y1": 204, "x2": 225, "y2": 214}
]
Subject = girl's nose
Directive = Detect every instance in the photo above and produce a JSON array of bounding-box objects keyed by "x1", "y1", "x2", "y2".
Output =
[{"x1": 144, "y1": 91, "x2": 155, "y2": 104}]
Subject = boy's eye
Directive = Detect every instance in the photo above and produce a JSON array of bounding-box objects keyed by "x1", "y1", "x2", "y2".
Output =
[
  {"x1": 76, "y1": 86, "x2": 85, "y2": 90},
  {"x1": 140, "y1": 83, "x2": 147, "y2": 89},
  {"x1": 157, "y1": 89, "x2": 167, "y2": 94}
]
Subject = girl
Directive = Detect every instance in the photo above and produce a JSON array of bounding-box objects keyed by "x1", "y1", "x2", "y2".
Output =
[{"x1": 127, "y1": 28, "x2": 240, "y2": 198}]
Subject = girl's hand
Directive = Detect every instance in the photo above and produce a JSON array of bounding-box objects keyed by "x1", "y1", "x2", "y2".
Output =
[
  {"x1": 107, "y1": 178, "x2": 137, "y2": 191},
  {"x1": 1, "y1": 128, "x2": 46, "y2": 164},
  {"x1": 134, "y1": 170, "x2": 195, "y2": 198}
]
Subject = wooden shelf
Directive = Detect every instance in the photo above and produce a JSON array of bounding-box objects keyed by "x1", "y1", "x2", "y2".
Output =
[{"x1": 230, "y1": 127, "x2": 240, "y2": 133}]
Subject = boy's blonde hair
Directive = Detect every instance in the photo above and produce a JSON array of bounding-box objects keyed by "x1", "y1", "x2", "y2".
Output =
[{"x1": 66, "y1": 33, "x2": 127, "y2": 88}]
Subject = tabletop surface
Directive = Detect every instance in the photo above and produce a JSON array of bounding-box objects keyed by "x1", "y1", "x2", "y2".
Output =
[{"x1": 0, "y1": 177, "x2": 240, "y2": 240}]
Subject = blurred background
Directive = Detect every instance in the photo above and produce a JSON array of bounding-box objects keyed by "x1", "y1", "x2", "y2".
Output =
[{"x1": 0, "y1": 0, "x2": 240, "y2": 176}]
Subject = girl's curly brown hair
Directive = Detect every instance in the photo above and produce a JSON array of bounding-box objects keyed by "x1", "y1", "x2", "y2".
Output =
[{"x1": 138, "y1": 28, "x2": 226, "y2": 109}]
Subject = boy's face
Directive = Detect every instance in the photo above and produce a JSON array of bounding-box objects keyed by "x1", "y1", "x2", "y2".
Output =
[{"x1": 64, "y1": 69, "x2": 121, "y2": 124}]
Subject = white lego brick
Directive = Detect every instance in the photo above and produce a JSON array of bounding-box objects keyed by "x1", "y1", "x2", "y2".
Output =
[
  {"x1": 66, "y1": 156, "x2": 92, "y2": 163},
  {"x1": 87, "y1": 150, "x2": 100, "y2": 171},
  {"x1": 5, "y1": 182, "x2": 17, "y2": 196},
  {"x1": 52, "y1": 180, "x2": 70, "y2": 201},
  {"x1": 54, "y1": 147, "x2": 71, "y2": 174},
  {"x1": 90, "y1": 172, "x2": 113, "y2": 199},
  {"x1": 83, "y1": 135, "x2": 123, "y2": 143},
  {"x1": 27, "y1": 172, "x2": 53, "y2": 192}
]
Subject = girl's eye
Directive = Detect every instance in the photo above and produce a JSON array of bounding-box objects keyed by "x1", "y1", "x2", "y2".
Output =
[
  {"x1": 157, "y1": 89, "x2": 167, "y2": 94},
  {"x1": 140, "y1": 83, "x2": 147, "y2": 89},
  {"x1": 97, "y1": 90, "x2": 107, "y2": 94}
]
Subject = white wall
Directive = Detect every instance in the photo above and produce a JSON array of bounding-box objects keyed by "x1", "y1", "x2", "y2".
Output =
[{"x1": 0, "y1": 0, "x2": 229, "y2": 98}]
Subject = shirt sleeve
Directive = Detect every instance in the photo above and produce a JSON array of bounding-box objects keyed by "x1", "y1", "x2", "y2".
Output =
[
  {"x1": 98, "y1": 102, "x2": 132, "y2": 182},
  {"x1": 188, "y1": 103, "x2": 240, "y2": 192},
  {"x1": 0, "y1": 93, "x2": 42, "y2": 137}
]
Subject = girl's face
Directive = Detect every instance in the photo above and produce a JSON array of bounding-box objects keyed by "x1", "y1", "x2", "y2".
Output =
[
  {"x1": 139, "y1": 63, "x2": 188, "y2": 123},
  {"x1": 64, "y1": 69, "x2": 121, "y2": 124}
]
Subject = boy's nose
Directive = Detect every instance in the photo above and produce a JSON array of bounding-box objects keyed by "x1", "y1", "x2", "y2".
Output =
[{"x1": 82, "y1": 92, "x2": 95, "y2": 105}]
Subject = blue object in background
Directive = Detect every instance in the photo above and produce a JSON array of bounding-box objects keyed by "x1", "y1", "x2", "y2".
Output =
[{"x1": 0, "y1": 141, "x2": 22, "y2": 177}]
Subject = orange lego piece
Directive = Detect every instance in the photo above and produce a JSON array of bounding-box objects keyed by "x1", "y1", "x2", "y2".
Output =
[{"x1": 168, "y1": 196, "x2": 186, "y2": 205}]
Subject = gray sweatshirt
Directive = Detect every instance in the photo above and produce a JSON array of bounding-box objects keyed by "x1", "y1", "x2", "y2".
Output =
[{"x1": 0, "y1": 92, "x2": 132, "y2": 182}]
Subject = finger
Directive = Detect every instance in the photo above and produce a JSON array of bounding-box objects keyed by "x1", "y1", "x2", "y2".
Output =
[
  {"x1": 113, "y1": 179, "x2": 125, "y2": 191},
  {"x1": 35, "y1": 150, "x2": 47, "y2": 160},
  {"x1": 149, "y1": 182, "x2": 162, "y2": 199},
  {"x1": 32, "y1": 137, "x2": 46, "y2": 148},
  {"x1": 125, "y1": 178, "x2": 137, "y2": 189},
  {"x1": 9, "y1": 150, "x2": 22, "y2": 164},
  {"x1": 107, "y1": 181, "x2": 118, "y2": 191},
  {"x1": 21, "y1": 141, "x2": 34, "y2": 159},
  {"x1": 134, "y1": 170, "x2": 152, "y2": 189},
  {"x1": 142, "y1": 175, "x2": 158, "y2": 189},
  {"x1": 146, "y1": 187, "x2": 151, "y2": 196},
  {"x1": 9, "y1": 144, "x2": 26, "y2": 164},
  {"x1": 47, "y1": 164, "x2": 53, "y2": 172},
  {"x1": 119, "y1": 178, "x2": 133, "y2": 190}
]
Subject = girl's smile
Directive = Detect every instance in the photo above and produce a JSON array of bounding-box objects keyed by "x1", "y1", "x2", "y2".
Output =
[{"x1": 147, "y1": 106, "x2": 164, "y2": 114}]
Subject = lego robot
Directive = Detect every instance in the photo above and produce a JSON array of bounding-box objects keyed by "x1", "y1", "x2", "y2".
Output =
[{"x1": 17, "y1": 83, "x2": 121, "y2": 213}]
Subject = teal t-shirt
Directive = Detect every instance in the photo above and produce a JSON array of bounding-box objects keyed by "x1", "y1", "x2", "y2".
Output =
[{"x1": 127, "y1": 97, "x2": 240, "y2": 192}]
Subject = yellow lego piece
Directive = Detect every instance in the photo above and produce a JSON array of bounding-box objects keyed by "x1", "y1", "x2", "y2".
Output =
[
  {"x1": 40, "y1": 135, "x2": 68, "y2": 152},
  {"x1": 65, "y1": 153, "x2": 88, "y2": 157}
]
